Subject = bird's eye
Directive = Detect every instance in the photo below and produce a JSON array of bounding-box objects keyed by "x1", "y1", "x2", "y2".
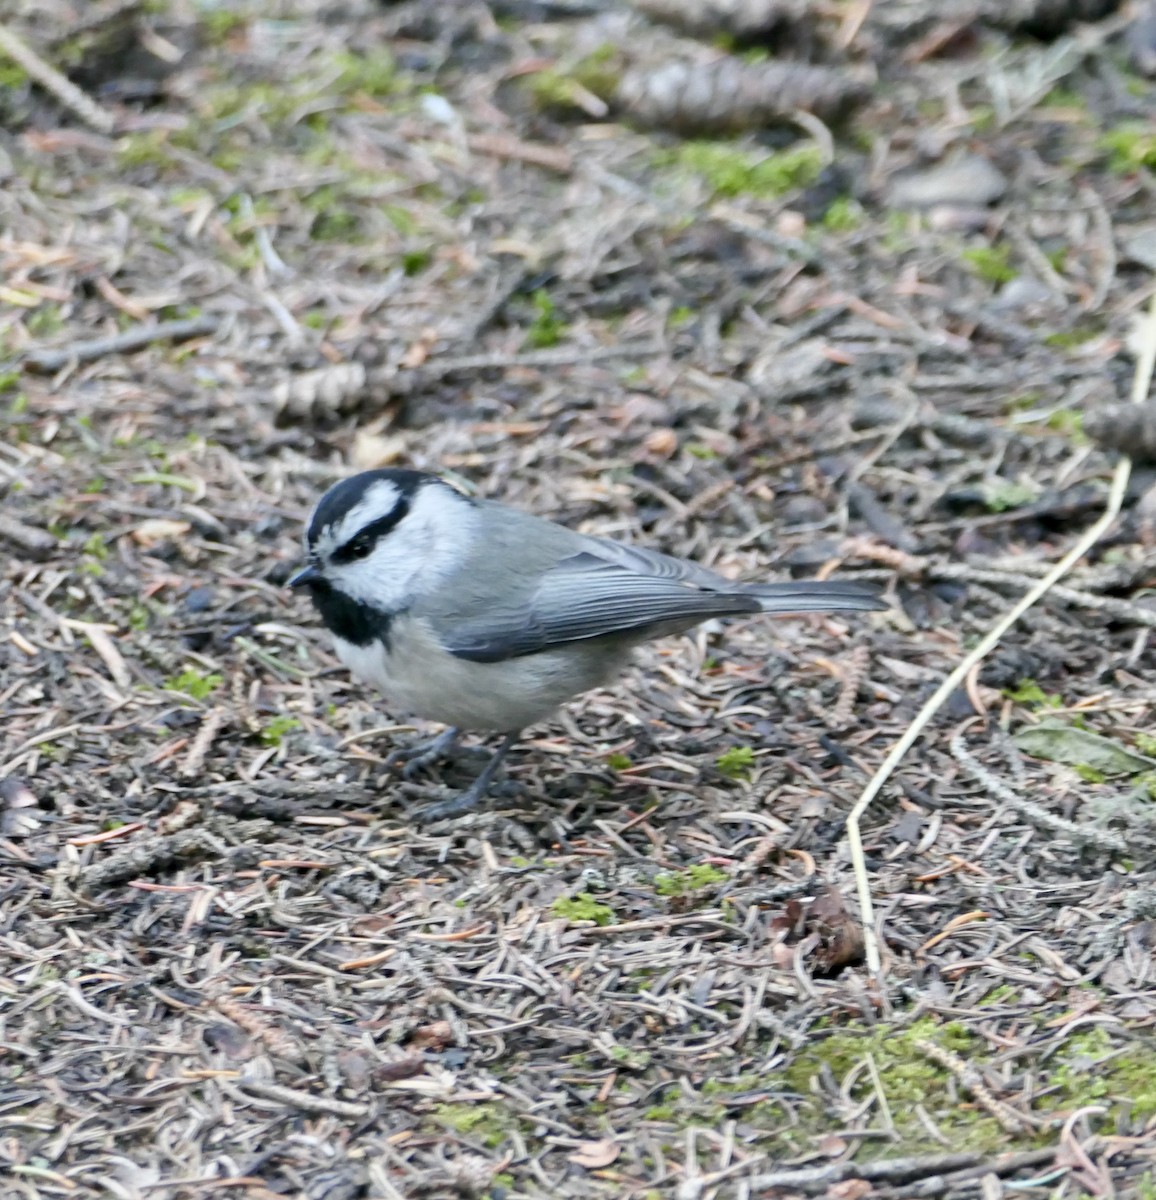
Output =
[{"x1": 346, "y1": 533, "x2": 373, "y2": 559}]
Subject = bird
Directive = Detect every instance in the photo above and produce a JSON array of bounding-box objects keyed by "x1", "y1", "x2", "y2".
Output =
[{"x1": 290, "y1": 468, "x2": 886, "y2": 820}]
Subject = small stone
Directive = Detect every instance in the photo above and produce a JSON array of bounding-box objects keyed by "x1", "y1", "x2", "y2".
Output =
[
  {"x1": 888, "y1": 155, "x2": 1008, "y2": 210},
  {"x1": 926, "y1": 205, "x2": 993, "y2": 232}
]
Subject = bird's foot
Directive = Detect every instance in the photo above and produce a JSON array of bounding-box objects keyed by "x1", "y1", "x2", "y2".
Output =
[
  {"x1": 385, "y1": 727, "x2": 460, "y2": 780},
  {"x1": 415, "y1": 779, "x2": 491, "y2": 822},
  {"x1": 414, "y1": 731, "x2": 520, "y2": 823}
]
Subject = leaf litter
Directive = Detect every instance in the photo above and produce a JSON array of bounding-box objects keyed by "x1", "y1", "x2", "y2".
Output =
[{"x1": 2, "y1": 0, "x2": 1156, "y2": 1196}]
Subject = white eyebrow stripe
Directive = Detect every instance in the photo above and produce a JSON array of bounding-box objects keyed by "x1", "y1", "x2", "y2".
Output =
[{"x1": 312, "y1": 479, "x2": 402, "y2": 559}]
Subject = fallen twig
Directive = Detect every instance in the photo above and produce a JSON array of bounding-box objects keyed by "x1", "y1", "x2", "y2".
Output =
[
  {"x1": 913, "y1": 1036, "x2": 1038, "y2": 1134},
  {"x1": 467, "y1": 132, "x2": 573, "y2": 173},
  {"x1": 677, "y1": 1148, "x2": 1056, "y2": 1200},
  {"x1": 22, "y1": 315, "x2": 221, "y2": 373},
  {"x1": 930, "y1": 563, "x2": 1156, "y2": 629},
  {"x1": 72, "y1": 828, "x2": 227, "y2": 892},
  {"x1": 0, "y1": 23, "x2": 116, "y2": 134},
  {"x1": 950, "y1": 726, "x2": 1128, "y2": 853},
  {"x1": 0, "y1": 514, "x2": 57, "y2": 558},
  {"x1": 235, "y1": 1078, "x2": 370, "y2": 1118},
  {"x1": 181, "y1": 708, "x2": 227, "y2": 780}
]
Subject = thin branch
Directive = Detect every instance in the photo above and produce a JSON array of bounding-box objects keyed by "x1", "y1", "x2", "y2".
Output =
[
  {"x1": 22, "y1": 315, "x2": 220, "y2": 373},
  {"x1": 0, "y1": 24, "x2": 116, "y2": 134}
]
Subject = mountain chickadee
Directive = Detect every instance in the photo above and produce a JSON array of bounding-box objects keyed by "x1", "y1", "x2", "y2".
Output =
[{"x1": 290, "y1": 469, "x2": 885, "y2": 820}]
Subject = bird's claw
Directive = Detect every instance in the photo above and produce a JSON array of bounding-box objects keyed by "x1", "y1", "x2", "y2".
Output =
[
  {"x1": 415, "y1": 782, "x2": 488, "y2": 823},
  {"x1": 384, "y1": 728, "x2": 459, "y2": 778}
]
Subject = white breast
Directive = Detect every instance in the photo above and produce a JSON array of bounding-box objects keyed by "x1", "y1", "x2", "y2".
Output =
[{"x1": 332, "y1": 615, "x2": 630, "y2": 732}]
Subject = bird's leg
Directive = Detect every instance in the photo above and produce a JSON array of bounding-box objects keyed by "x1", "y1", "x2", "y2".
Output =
[
  {"x1": 385, "y1": 726, "x2": 460, "y2": 779},
  {"x1": 416, "y1": 731, "x2": 520, "y2": 822}
]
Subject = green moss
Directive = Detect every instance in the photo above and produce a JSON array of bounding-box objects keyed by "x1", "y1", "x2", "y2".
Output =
[
  {"x1": 0, "y1": 61, "x2": 29, "y2": 89},
  {"x1": 131, "y1": 471, "x2": 199, "y2": 493},
  {"x1": 1003, "y1": 679, "x2": 1062, "y2": 709},
  {"x1": 1074, "y1": 763, "x2": 1107, "y2": 783},
  {"x1": 260, "y1": 715, "x2": 300, "y2": 746},
  {"x1": 168, "y1": 668, "x2": 223, "y2": 700},
  {"x1": 772, "y1": 1018, "x2": 1007, "y2": 1154},
  {"x1": 526, "y1": 45, "x2": 623, "y2": 115},
  {"x1": 609, "y1": 1043, "x2": 652, "y2": 1070},
  {"x1": 432, "y1": 1102, "x2": 510, "y2": 1148},
  {"x1": 382, "y1": 204, "x2": 418, "y2": 235},
  {"x1": 401, "y1": 248, "x2": 432, "y2": 276},
  {"x1": 663, "y1": 141, "x2": 823, "y2": 199},
  {"x1": 552, "y1": 893, "x2": 616, "y2": 926},
  {"x1": 982, "y1": 481, "x2": 1038, "y2": 512},
  {"x1": 978, "y1": 984, "x2": 1018, "y2": 1005},
  {"x1": 331, "y1": 50, "x2": 397, "y2": 99},
  {"x1": 969, "y1": 105, "x2": 996, "y2": 132},
  {"x1": 1043, "y1": 327, "x2": 1100, "y2": 350},
  {"x1": 1005, "y1": 392, "x2": 1044, "y2": 414},
  {"x1": 1102, "y1": 123, "x2": 1156, "y2": 173},
  {"x1": 1046, "y1": 409, "x2": 1086, "y2": 442},
  {"x1": 200, "y1": 82, "x2": 301, "y2": 127},
  {"x1": 305, "y1": 186, "x2": 364, "y2": 242},
  {"x1": 716, "y1": 746, "x2": 755, "y2": 779},
  {"x1": 961, "y1": 244, "x2": 1017, "y2": 284},
  {"x1": 821, "y1": 196, "x2": 862, "y2": 231},
  {"x1": 200, "y1": 9, "x2": 248, "y2": 42},
  {"x1": 606, "y1": 752, "x2": 633, "y2": 770},
  {"x1": 1041, "y1": 86, "x2": 1086, "y2": 110},
  {"x1": 1046, "y1": 246, "x2": 1068, "y2": 272},
  {"x1": 81, "y1": 532, "x2": 109, "y2": 560},
  {"x1": 117, "y1": 130, "x2": 180, "y2": 171},
  {"x1": 1136, "y1": 733, "x2": 1156, "y2": 757},
  {"x1": 525, "y1": 289, "x2": 566, "y2": 349},
  {"x1": 26, "y1": 306, "x2": 64, "y2": 337},
  {"x1": 654, "y1": 864, "x2": 728, "y2": 897},
  {"x1": 1054, "y1": 1028, "x2": 1156, "y2": 1117},
  {"x1": 644, "y1": 1084, "x2": 726, "y2": 1129}
]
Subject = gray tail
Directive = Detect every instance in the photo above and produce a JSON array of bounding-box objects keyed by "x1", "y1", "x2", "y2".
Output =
[{"x1": 747, "y1": 579, "x2": 887, "y2": 614}]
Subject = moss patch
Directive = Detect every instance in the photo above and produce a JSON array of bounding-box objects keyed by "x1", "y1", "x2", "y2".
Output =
[
  {"x1": 654, "y1": 864, "x2": 728, "y2": 897},
  {"x1": 1053, "y1": 1027, "x2": 1156, "y2": 1118},
  {"x1": 660, "y1": 141, "x2": 823, "y2": 199},
  {"x1": 431, "y1": 1101, "x2": 512, "y2": 1148},
  {"x1": 552, "y1": 893, "x2": 616, "y2": 926}
]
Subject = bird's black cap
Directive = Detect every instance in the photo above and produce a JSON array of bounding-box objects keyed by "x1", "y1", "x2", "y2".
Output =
[{"x1": 306, "y1": 469, "x2": 433, "y2": 546}]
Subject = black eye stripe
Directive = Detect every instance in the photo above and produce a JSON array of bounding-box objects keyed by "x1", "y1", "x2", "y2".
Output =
[{"x1": 331, "y1": 495, "x2": 412, "y2": 563}]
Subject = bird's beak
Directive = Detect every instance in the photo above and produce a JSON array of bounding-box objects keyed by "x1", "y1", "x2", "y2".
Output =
[{"x1": 288, "y1": 563, "x2": 321, "y2": 589}]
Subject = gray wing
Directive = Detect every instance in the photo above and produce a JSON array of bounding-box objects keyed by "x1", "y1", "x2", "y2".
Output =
[{"x1": 440, "y1": 546, "x2": 763, "y2": 664}]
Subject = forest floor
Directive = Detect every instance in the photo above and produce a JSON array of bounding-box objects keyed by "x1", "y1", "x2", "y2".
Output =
[{"x1": 5, "y1": 1, "x2": 1156, "y2": 1197}]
